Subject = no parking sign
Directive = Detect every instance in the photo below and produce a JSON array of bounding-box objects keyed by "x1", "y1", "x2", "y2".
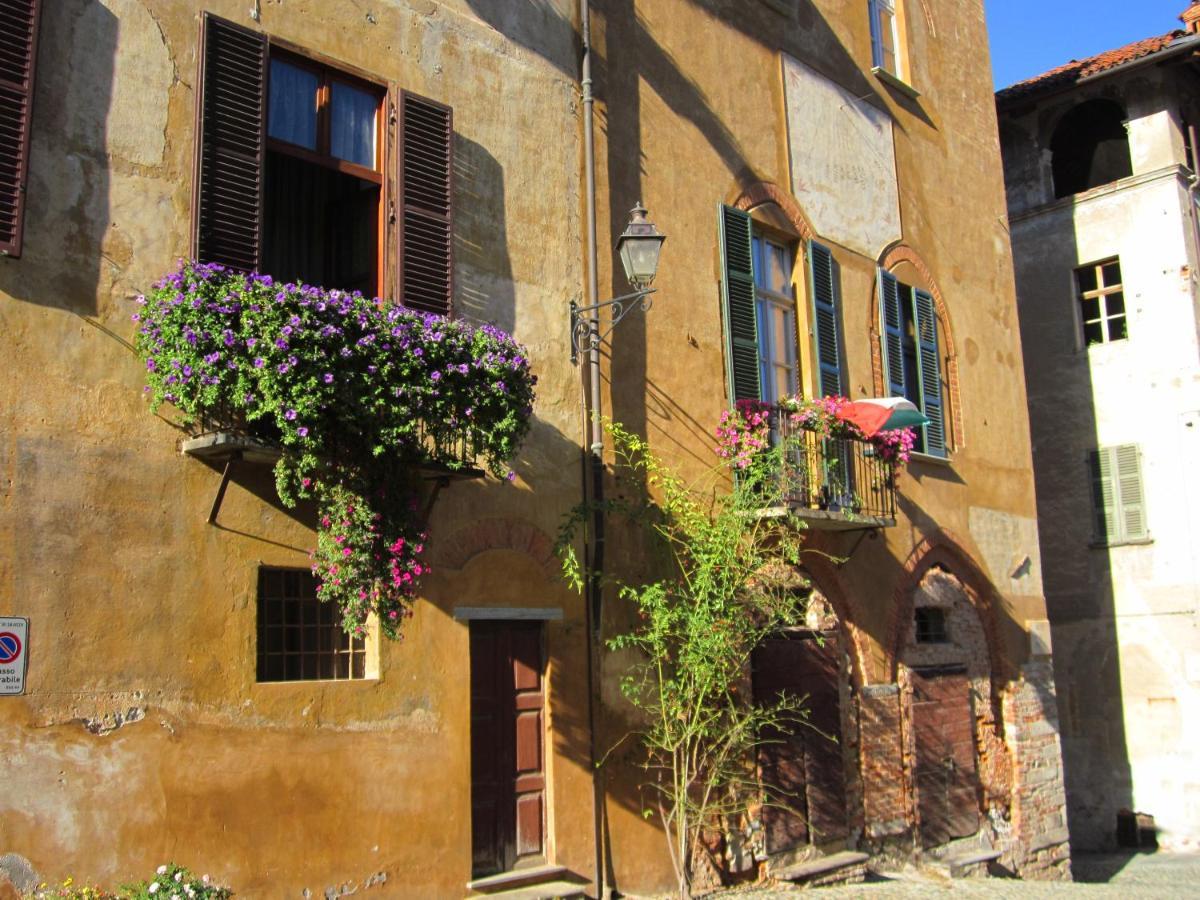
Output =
[{"x1": 0, "y1": 617, "x2": 28, "y2": 695}]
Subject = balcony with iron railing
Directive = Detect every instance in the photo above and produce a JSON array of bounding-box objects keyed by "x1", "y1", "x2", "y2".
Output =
[{"x1": 759, "y1": 405, "x2": 898, "y2": 530}]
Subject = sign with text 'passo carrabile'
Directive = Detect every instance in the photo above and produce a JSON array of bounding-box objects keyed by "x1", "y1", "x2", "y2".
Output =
[{"x1": 0, "y1": 617, "x2": 28, "y2": 695}]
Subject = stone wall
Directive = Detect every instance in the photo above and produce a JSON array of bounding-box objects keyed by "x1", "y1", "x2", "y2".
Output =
[{"x1": 1001, "y1": 661, "x2": 1072, "y2": 879}]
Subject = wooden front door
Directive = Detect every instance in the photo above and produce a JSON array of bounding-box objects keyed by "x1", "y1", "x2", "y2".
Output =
[
  {"x1": 470, "y1": 621, "x2": 546, "y2": 876},
  {"x1": 911, "y1": 666, "x2": 980, "y2": 847},
  {"x1": 752, "y1": 631, "x2": 849, "y2": 853}
]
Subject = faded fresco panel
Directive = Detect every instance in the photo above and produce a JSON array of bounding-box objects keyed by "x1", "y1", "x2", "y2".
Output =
[{"x1": 782, "y1": 55, "x2": 900, "y2": 257}]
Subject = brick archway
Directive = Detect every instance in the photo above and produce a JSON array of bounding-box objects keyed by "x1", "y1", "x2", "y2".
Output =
[
  {"x1": 730, "y1": 181, "x2": 816, "y2": 242},
  {"x1": 868, "y1": 244, "x2": 965, "y2": 450},
  {"x1": 883, "y1": 531, "x2": 1010, "y2": 687},
  {"x1": 801, "y1": 553, "x2": 871, "y2": 690},
  {"x1": 433, "y1": 517, "x2": 559, "y2": 581}
]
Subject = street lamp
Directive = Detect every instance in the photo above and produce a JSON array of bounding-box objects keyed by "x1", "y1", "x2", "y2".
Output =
[{"x1": 570, "y1": 202, "x2": 665, "y2": 362}]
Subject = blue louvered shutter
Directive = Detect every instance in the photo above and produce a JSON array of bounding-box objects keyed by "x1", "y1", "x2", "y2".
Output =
[
  {"x1": 913, "y1": 288, "x2": 946, "y2": 456},
  {"x1": 719, "y1": 205, "x2": 761, "y2": 403},
  {"x1": 809, "y1": 240, "x2": 843, "y2": 397},
  {"x1": 878, "y1": 270, "x2": 906, "y2": 398}
]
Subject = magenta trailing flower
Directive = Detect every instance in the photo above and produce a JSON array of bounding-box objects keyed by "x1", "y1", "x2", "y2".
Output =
[{"x1": 715, "y1": 399, "x2": 772, "y2": 469}]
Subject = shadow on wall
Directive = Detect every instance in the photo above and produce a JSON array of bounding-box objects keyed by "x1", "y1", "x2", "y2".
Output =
[
  {"x1": 1000, "y1": 101, "x2": 1134, "y2": 852},
  {"x1": 455, "y1": 134, "x2": 517, "y2": 335},
  {"x1": 0, "y1": 0, "x2": 117, "y2": 317}
]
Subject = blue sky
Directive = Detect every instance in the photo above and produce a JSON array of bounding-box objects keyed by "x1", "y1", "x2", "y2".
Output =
[{"x1": 988, "y1": 0, "x2": 1189, "y2": 89}]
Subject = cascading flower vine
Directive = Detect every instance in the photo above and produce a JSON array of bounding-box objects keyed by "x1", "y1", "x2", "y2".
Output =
[
  {"x1": 715, "y1": 398, "x2": 772, "y2": 469},
  {"x1": 135, "y1": 260, "x2": 537, "y2": 638}
]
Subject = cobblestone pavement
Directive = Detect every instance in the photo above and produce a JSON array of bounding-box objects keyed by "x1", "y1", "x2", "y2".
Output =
[{"x1": 712, "y1": 852, "x2": 1200, "y2": 899}]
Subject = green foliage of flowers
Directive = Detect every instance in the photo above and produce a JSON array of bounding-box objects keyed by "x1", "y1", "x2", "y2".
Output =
[
  {"x1": 121, "y1": 864, "x2": 231, "y2": 900},
  {"x1": 558, "y1": 423, "x2": 814, "y2": 898},
  {"x1": 29, "y1": 865, "x2": 230, "y2": 900},
  {"x1": 135, "y1": 261, "x2": 536, "y2": 637}
]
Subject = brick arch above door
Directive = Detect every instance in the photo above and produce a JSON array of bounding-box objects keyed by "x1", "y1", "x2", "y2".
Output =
[
  {"x1": 433, "y1": 517, "x2": 559, "y2": 581},
  {"x1": 884, "y1": 531, "x2": 1010, "y2": 687}
]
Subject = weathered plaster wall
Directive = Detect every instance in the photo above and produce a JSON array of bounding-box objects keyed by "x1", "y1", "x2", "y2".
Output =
[
  {"x1": 1004, "y1": 66, "x2": 1200, "y2": 850},
  {"x1": 1, "y1": 0, "x2": 1068, "y2": 893},
  {"x1": 0, "y1": 1, "x2": 592, "y2": 896},
  {"x1": 588, "y1": 0, "x2": 1064, "y2": 884}
]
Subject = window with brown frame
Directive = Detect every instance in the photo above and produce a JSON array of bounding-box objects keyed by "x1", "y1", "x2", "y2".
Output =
[
  {"x1": 263, "y1": 52, "x2": 384, "y2": 295},
  {"x1": 194, "y1": 13, "x2": 453, "y2": 314},
  {"x1": 1076, "y1": 258, "x2": 1126, "y2": 347}
]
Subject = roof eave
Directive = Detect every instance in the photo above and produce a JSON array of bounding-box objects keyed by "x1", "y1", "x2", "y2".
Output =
[{"x1": 996, "y1": 33, "x2": 1200, "y2": 111}]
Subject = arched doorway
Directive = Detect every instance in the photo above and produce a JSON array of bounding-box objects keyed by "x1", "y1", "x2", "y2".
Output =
[
  {"x1": 898, "y1": 567, "x2": 1002, "y2": 848},
  {"x1": 751, "y1": 584, "x2": 855, "y2": 855}
]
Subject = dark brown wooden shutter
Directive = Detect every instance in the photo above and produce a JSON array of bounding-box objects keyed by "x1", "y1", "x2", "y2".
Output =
[
  {"x1": 193, "y1": 13, "x2": 266, "y2": 271},
  {"x1": 0, "y1": 0, "x2": 43, "y2": 258},
  {"x1": 398, "y1": 91, "x2": 453, "y2": 315}
]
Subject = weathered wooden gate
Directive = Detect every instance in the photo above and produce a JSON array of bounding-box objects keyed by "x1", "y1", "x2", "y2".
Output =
[
  {"x1": 752, "y1": 631, "x2": 849, "y2": 853},
  {"x1": 911, "y1": 666, "x2": 980, "y2": 847}
]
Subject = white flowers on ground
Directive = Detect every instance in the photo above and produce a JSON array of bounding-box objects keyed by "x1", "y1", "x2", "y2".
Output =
[
  {"x1": 148, "y1": 884, "x2": 160, "y2": 895},
  {"x1": 157, "y1": 866, "x2": 168, "y2": 875}
]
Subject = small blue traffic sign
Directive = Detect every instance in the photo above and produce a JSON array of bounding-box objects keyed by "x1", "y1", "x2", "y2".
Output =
[
  {"x1": 0, "y1": 632, "x2": 19, "y2": 664},
  {"x1": 0, "y1": 618, "x2": 28, "y2": 695}
]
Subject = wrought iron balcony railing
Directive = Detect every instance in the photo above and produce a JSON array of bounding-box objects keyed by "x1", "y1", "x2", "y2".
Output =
[{"x1": 766, "y1": 405, "x2": 897, "y2": 529}]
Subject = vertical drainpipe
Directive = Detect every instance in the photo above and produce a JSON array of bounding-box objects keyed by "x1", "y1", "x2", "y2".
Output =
[{"x1": 580, "y1": 1, "x2": 608, "y2": 897}]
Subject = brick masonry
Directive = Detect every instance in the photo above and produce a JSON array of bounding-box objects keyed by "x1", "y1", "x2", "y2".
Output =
[
  {"x1": 858, "y1": 684, "x2": 911, "y2": 845},
  {"x1": 1001, "y1": 660, "x2": 1072, "y2": 880}
]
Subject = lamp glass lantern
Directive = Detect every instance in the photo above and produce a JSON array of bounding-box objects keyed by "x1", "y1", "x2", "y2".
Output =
[{"x1": 616, "y1": 202, "x2": 665, "y2": 289}]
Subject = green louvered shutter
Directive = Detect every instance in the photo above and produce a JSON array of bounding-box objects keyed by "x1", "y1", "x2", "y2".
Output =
[
  {"x1": 1115, "y1": 445, "x2": 1147, "y2": 541},
  {"x1": 1089, "y1": 449, "x2": 1117, "y2": 543},
  {"x1": 809, "y1": 240, "x2": 843, "y2": 397},
  {"x1": 1090, "y1": 445, "x2": 1147, "y2": 543},
  {"x1": 913, "y1": 288, "x2": 946, "y2": 457},
  {"x1": 719, "y1": 205, "x2": 761, "y2": 403},
  {"x1": 878, "y1": 270, "x2": 906, "y2": 398}
]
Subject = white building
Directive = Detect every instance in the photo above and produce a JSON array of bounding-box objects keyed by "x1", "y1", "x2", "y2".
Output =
[{"x1": 997, "y1": 4, "x2": 1200, "y2": 852}]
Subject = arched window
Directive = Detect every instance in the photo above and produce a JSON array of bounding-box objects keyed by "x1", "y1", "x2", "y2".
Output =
[{"x1": 1050, "y1": 99, "x2": 1132, "y2": 199}]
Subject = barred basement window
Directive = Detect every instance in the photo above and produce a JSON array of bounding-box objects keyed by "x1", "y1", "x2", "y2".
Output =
[
  {"x1": 914, "y1": 607, "x2": 948, "y2": 644},
  {"x1": 256, "y1": 568, "x2": 366, "y2": 681},
  {"x1": 1077, "y1": 258, "x2": 1126, "y2": 347}
]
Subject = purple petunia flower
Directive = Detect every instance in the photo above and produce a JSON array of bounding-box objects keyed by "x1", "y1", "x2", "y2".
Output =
[
  {"x1": 323, "y1": 373, "x2": 334, "y2": 384},
  {"x1": 297, "y1": 426, "x2": 309, "y2": 437},
  {"x1": 285, "y1": 409, "x2": 297, "y2": 420},
  {"x1": 253, "y1": 358, "x2": 265, "y2": 368}
]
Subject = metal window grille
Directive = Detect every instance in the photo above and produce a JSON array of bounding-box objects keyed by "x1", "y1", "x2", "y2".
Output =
[{"x1": 256, "y1": 568, "x2": 366, "y2": 682}]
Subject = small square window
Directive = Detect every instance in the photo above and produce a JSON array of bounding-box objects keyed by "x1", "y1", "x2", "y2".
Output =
[
  {"x1": 914, "y1": 607, "x2": 948, "y2": 644},
  {"x1": 256, "y1": 568, "x2": 367, "y2": 682},
  {"x1": 1076, "y1": 258, "x2": 1127, "y2": 347}
]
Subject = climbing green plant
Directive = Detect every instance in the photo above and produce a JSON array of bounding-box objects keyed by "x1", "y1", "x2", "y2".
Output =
[
  {"x1": 135, "y1": 261, "x2": 536, "y2": 638},
  {"x1": 559, "y1": 424, "x2": 814, "y2": 898}
]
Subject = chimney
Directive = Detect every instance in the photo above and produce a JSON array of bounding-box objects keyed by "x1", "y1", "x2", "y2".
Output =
[{"x1": 1182, "y1": 1, "x2": 1200, "y2": 34}]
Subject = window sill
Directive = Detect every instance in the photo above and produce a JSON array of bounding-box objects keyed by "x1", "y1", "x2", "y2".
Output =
[
  {"x1": 908, "y1": 451, "x2": 952, "y2": 467},
  {"x1": 872, "y1": 66, "x2": 921, "y2": 100},
  {"x1": 1089, "y1": 537, "x2": 1154, "y2": 549}
]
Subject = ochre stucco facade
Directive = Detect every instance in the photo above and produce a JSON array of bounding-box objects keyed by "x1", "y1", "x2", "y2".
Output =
[{"x1": 2, "y1": 1, "x2": 1068, "y2": 896}]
